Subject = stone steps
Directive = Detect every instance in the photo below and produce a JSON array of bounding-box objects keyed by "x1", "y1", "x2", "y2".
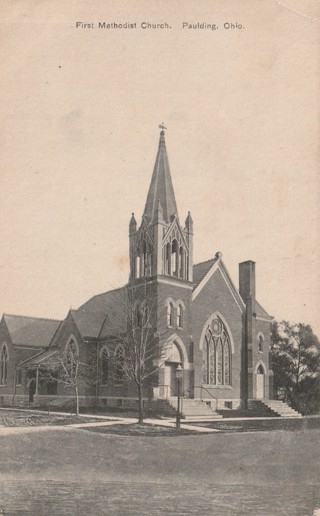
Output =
[
  {"x1": 167, "y1": 397, "x2": 221, "y2": 418},
  {"x1": 248, "y1": 399, "x2": 302, "y2": 418}
]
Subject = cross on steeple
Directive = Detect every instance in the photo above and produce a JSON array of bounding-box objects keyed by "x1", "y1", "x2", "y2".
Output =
[{"x1": 159, "y1": 123, "x2": 167, "y2": 131}]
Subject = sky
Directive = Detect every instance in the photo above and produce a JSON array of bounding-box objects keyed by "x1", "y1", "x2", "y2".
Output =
[{"x1": 1, "y1": 0, "x2": 319, "y2": 335}]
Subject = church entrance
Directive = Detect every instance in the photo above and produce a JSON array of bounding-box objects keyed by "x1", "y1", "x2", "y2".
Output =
[
  {"x1": 164, "y1": 341, "x2": 183, "y2": 398},
  {"x1": 256, "y1": 365, "x2": 265, "y2": 399}
]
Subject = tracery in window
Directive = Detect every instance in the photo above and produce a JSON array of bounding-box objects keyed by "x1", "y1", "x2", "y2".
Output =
[
  {"x1": 202, "y1": 316, "x2": 232, "y2": 386},
  {"x1": 66, "y1": 339, "x2": 78, "y2": 378},
  {"x1": 162, "y1": 224, "x2": 188, "y2": 280},
  {"x1": 115, "y1": 346, "x2": 125, "y2": 383}
]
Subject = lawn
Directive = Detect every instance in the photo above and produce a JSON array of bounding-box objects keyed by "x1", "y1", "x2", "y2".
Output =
[
  {"x1": 81, "y1": 423, "x2": 198, "y2": 437},
  {"x1": 0, "y1": 409, "x2": 103, "y2": 427},
  {"x1": 0, "y1": 421, "x2": 319, "y2": 514},
  {"x1": 189, "y1": 416, "x2": 320, "y2": 432}
]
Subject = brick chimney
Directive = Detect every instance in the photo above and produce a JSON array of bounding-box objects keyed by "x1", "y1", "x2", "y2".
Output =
[
  {"x1": 239, "y1": 260, "x2": 256, "y2": 407},
  {"x1": 239, "y1": 260, "x2": 256, "y2": 304}
]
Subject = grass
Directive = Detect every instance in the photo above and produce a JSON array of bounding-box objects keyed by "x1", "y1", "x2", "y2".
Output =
[
  {"x1": 0, "y1": 422, "x2": 319, "y2": 514},
  {"x1": 81, "y1": 423, "x2": 198, "y2": 437},
  {"x1": 189, "y1": 416, "x2": 320, "y2": 432},
  {"x1": 0, "y1": 409, "x2": 103, "y2": 427}
]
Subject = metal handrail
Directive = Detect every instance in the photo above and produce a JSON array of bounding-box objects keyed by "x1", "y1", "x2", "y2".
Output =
[{"x1": 194, "y1": 385, "x2": 218, "y2": 410}]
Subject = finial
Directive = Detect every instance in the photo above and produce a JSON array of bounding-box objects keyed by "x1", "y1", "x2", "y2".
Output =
[{"x1": 158, "y1": 123, "x2": 167, "y2": 147}]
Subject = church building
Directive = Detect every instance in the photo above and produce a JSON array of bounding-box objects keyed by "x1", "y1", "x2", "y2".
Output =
[{"x1": 0, "y1": 128, "x2": 280, "y2": 417}]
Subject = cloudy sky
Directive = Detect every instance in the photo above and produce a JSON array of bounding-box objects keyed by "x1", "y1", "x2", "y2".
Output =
[{"x1": 1, "y1": 0, "x2": 319, "y2": 335}]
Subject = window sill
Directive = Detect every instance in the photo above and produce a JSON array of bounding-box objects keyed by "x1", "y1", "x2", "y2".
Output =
[{"x1": 202, "y1": 384, "x2": 233, "y2": 390}]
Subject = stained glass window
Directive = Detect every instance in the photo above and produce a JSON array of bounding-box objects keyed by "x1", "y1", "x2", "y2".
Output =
[
  {"x1": 201, "y1": 316, "x2": 232, "y2": 386},
  {"x1": 202, "y1": 340, "x2": 209, "y2": 384}
]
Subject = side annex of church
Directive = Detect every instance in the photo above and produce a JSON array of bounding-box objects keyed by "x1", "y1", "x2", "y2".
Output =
[{"x1": 0, "y1": 129, "x2": 274, "y2": 414}]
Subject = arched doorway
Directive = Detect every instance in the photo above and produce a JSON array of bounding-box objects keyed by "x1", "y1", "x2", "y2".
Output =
[
  {"x1": 164, "y1": 342, "x2": 182, "y2": 397},
  {"x1": 256, "y1": 364, "x2": 265, "y2": 399}
]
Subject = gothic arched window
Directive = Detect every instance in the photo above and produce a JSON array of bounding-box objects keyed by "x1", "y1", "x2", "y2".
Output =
[
  {"x1": 171, "y1": 240, "x2": 179, "y2": 276},
  {"x1": 115, "y1": 346, "x2": 125, "y2": 383},
  {"x1": 167, "y1": 302, "x2": 174, "y2": 327},
  {"x1": 202, "y1": 316, "x2": 232, "y2": 386},
  {"x1": 258, "y1": 334, "x2": 264, "y2": 352},
  {"x1": 66, "y1": 339, "x2": 78, "y2": 379},
  {"x1": 101, "y1": 347, "x2": 109, "y2": 385},
  {"x1": 0, "y1": 345, "x2": 8, "y2": 385},
  {"x1": 135, "y1": 255, "x2": 140, "y2": 279},
  {"x1": 177, "y1": 304, "x2": 183, "y2": 328}
]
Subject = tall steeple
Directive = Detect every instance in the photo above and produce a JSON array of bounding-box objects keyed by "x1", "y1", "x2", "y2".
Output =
[
  {"x1": 143, "y1": 129, "x2": 178, "y2": 223},
  {"x1": 129, "y1": 127, "x2": 193, "y2": 283}
]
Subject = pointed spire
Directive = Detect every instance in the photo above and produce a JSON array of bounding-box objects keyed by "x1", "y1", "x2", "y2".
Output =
[
  {"x1": 185, "y1": 211, "x2": 193, "y2": 233},
  {"x1": 129, "y1": 212, "x2": 137, "y2": 234},
  {"x1": 155, "y1": 199, "x2": 164, "y2": 221},
  {"x1": 143, "y1": 128, "x2": 178, "y2": 224}
]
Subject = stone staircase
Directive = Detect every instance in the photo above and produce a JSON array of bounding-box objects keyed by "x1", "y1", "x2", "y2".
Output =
[
  {"x1": 248, "y1": 399, "x2": 302, "y2": 418},
  {"x1": 170, "y1": 398, "x2": 222, "y2": 421}
]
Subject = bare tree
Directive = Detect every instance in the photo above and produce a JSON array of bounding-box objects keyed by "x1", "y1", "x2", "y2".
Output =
[
  {"x1": 107, "y1": 285, "x2": 170, "y2": 423},
  {"x1": 39, "y1": 342, "x2": 97, "y2": 416}
]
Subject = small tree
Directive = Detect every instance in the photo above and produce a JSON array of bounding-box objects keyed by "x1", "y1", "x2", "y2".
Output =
[
  {"x1": 108, "y1": 286, "x2": 169, "y2": 423},
  {"x1": 40, "y1": 341, "x2": 97, "y2": 416},
  {"x1": 271, "y1": 321, "x2": 320, "y2": 414}
]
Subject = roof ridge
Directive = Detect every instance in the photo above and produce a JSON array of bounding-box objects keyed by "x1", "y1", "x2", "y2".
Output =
[
  {"x1": 78, "y1": 285, "x2": 125, "y2": 306},
  {"x1": 3, "y1": 313, "x2": 61, "y2": 322},
  {"x1": 193, "y1": 257, "x2": 216, "y2": 267}
]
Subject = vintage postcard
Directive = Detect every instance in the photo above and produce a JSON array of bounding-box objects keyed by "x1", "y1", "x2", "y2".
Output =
[{"x1": 0, "y1": 1, "x2": 319, "y2": 514}]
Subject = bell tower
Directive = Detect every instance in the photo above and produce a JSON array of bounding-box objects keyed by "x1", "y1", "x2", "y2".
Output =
[{"x1": 129, "y1": 128, "x2": 193, "y2": 284}]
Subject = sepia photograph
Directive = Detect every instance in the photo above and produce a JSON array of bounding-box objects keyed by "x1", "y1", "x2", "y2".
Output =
[{"x1": 0, "y1": 1, "x2": 319, "y2": 514}]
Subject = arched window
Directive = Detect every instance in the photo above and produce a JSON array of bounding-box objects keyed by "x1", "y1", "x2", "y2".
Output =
[
  {"x1": 101, "y1": 347, "x2": 109, "y2": 385},
  {"x1": 202, "y1": 316, "x2": 232, "y2": 386},
  {"x1": 115, "y1": 346, "x2": 125, "y2": 383},
  {"x1": 257, "y1": 364, "x2": 264, "y2": 374},
  {"x1": 171, "y1": 240, "x2": 179, "y2": 276},
  {"x1": 167, "y1": 302, "x2": 174, "y2": 327},
  {"x1": 177, "y1": 304, "x2": 183, "y2": 328},
  {"x1": 258, "y1": 334, "x2": 264, "y2": 352},
  {"x1": 135, "y1": 255, "x2": 140, "y2": 279},
  {"x1": 66, "y1": 339, "x2": 78, "y2": 379},
  {"x1": 0, "y1": 345, "x2": 8, "y2": 385},
  {"x1": 179, "y1": 247, "x2": 185, "y2": 279}
]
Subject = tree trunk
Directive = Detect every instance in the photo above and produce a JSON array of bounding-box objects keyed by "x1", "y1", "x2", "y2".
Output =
[
  {"x1": 75, "y1": 385, "x2": 79, "y2": 416},
  {"x1": 138, "y1": 383, "x2": 144, "y2": 423}
]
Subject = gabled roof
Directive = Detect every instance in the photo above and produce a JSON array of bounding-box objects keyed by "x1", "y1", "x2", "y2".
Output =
[
  {"x1": 193, "y1": 258, "x2": 217, "y2": 289},
  {"x1": 192, "y1": 254, "x2": 245, "y2": 313},
  {"x1": 3, "y1": 314, "x2": 61, "y2": 348},
  {"x1": 192, "y1": 254, "x2": 272, "y2": 319},
  {"x1": 70, "y1": 309, "x2": 107, "y2": 340},
  {"x1": 18, "y1": 349, "x2": 58, "y2": 368},
  {"x1": 143, "y1": 130, "x2": 178, "y2": 223},
  {"x1": 74, "y1": 287, "x2": 126, "y2": 338}
]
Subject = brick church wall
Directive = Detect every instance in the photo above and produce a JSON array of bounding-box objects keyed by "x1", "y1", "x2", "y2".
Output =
[{"x1": 192, "y1": 267, "x2": 244, "y2": 406}]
